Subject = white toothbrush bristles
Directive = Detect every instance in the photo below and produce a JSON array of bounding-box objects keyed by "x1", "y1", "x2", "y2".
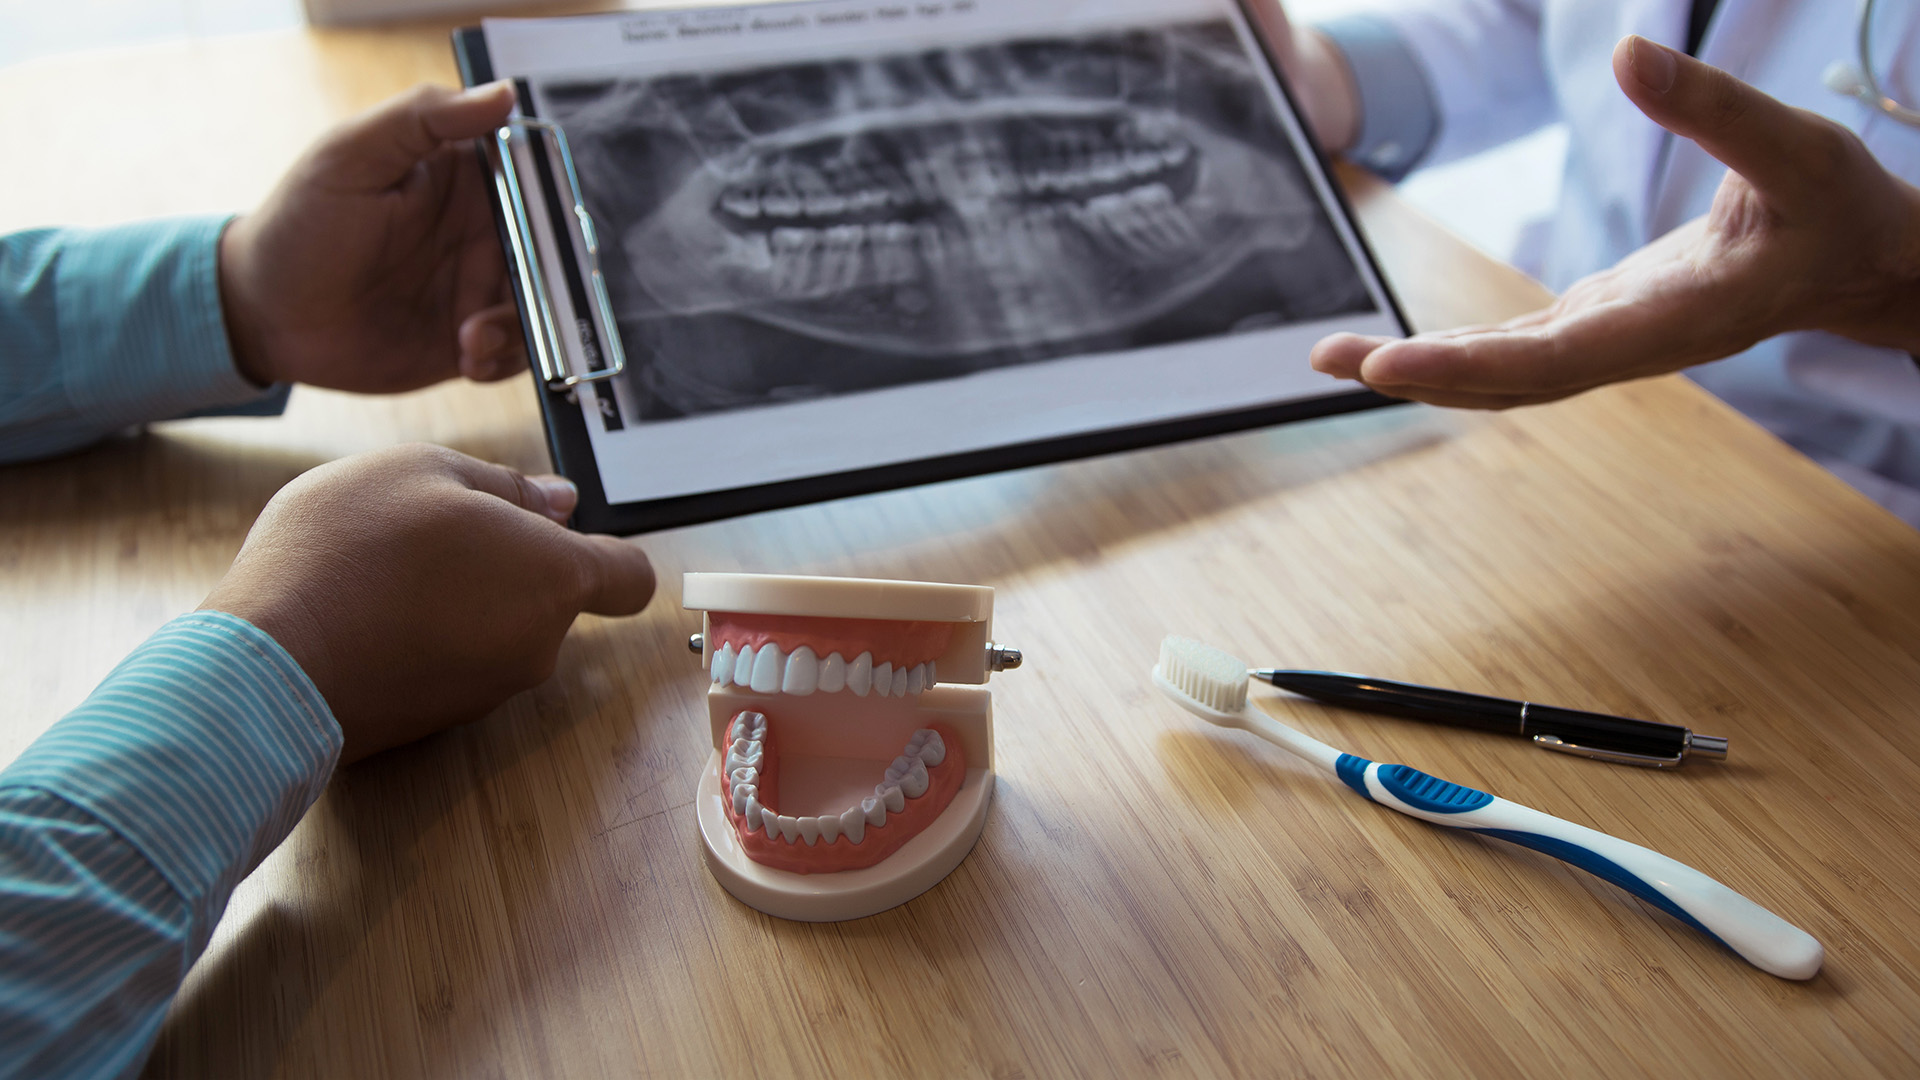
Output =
[
  {"x1": 1154, "y1": 635, "x2": 1346, "y2": 771},
  {"x1": 1153, "y1": 636, "x2": 1252, "y2": 721}
]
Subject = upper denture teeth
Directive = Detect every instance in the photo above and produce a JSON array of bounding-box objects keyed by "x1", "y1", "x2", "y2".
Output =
[
  {"x1": 732, "y1": 644, "x2": 756, "y2": 687},
  {"x1": 711, "y1": 642, "x2": 735, "y2": 684},
  {"x1": 906, "y1": 663, "x2": 925, "y2": 696},
  {"x1": 721, "y1": 191, "x2": 760, "y2": 218},
  {"x1": 848, "y1": 652, "x2": 874, "y2": 697},
  {"x1": 782, "y1": 646, "x2": 819, "y2": 695},
  {"x1": 818, "y1": 651, "x2": 847, "y2": 693},
  {"x1": 889, "y1": 666, "x2": 909, "y2": 697},
  {"x1": 872, "y1": 660, "x2": 892, "y2": 696},
  {"x1": 925, "y1": 659, "x2": 936, "y2": 687},
  {"x1": 750, "y1": 642, "x2": 785, "y2": 694}
]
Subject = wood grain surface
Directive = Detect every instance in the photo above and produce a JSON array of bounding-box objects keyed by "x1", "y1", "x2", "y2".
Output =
[{"x1": 4, "y1": 14, "x2": 1920, "y2": 1079}]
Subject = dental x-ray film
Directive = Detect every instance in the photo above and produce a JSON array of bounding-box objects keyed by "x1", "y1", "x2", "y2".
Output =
[{"x1": 462, "y1": 0, "x2": 1408, "y2": 534}]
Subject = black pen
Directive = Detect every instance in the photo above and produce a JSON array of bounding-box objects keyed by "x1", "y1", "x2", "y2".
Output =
[{"x1": 1248, "y1": 669, "x2": 1729, "y2": 767}]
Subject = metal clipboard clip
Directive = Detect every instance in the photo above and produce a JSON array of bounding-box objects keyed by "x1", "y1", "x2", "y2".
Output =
[{"x1": 490, "y1": 116, "x2": 627, "y2": 390}]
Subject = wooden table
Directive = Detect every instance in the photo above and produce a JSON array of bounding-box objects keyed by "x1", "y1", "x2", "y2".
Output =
[{"x1": 5, "y1": 15, "x2": 1920, "y2": 1079}]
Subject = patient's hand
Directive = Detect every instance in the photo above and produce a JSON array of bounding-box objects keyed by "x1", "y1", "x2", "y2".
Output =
[
  {"x1": 201, "y1": 445, "x2": 656, "y2": 762},
  {"x1": 1311, "y1": 36, "x2": 1920, "y2": 409},
  {"x1": 218, "y1": 82, "x2": 528, "y2": 392}
]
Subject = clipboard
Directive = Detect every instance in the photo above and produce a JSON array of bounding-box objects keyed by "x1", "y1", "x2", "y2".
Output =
[{"x1": 453, "y1": 0, "x2": 1409, "y2": 536}]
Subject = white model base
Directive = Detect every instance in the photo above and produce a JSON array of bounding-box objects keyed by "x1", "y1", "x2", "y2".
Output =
[{"x1": 695, "y1": 750, "x2": 994, "y2": 922}]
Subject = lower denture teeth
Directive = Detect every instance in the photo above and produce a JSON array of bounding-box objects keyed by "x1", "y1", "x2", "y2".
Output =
[
  {"x1": 745, "y1": 795, "x2": 765, "y2": 831},
  {"x1": 732, "y1": 782, "x2": 756, "y2": 815},
  {"x1": 861, "y1": 794, "x2": 886, "y2": 827},
  {"x1": 798, "y1": 817, "x2": 823, "y2": 846},
  {"x1": 839, "y1": 805, "x2": 864, "y2": 843},
  {"x1": 918, "y1": 731, "x2": 945, "y2": 766},
  {"x1": 817, "y1": 813, "x2": 841, "y2": 843},
  {"x1": 877, "y1": 785, "x2": 905, "y2": 814}
]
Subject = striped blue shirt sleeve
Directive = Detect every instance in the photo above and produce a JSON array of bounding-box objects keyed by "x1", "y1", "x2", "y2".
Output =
[
  {"x1": 0, "y1": 611, "x2": 342, "y2": 1079},
  {"x1": 0, "y1": 218, "x2": 291, "y2": 465}
]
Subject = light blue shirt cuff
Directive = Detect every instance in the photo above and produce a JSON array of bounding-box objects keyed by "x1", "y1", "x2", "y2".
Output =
[
  {"x1": 56, "y1": 217, "x2": 281, "y2": 426},
  {"x1": 1317, "y1": 15, "x2": 1442, "y2": 182},
  {"x1": 0, "y1": 611, "x2": 342, "y2": 954},
  {"x1": 0, "y1": 218, "x2": 290, "y2": 463}
]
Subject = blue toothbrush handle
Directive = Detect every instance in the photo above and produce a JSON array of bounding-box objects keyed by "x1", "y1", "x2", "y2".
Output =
[{"x1": 1334, "y1": 754, "x2": 1823, "y2": 980}]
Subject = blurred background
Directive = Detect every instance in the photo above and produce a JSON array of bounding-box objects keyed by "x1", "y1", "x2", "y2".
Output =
[{"x1": 0, "y1": 0, "x2": 1566, "y2": 269}]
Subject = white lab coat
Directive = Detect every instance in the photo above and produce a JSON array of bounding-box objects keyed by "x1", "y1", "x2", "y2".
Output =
[{"x1": 1376, "y1": 0, "x2": 1920, "y2": 520}]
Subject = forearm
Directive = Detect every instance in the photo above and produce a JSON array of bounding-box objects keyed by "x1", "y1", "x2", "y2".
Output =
[
  {"x1": 0, "y1": 219, "x2": 288, "y2": 465},
  {"x1": 1320, "y1": 0, "x2": 1555, "y2": 174},
  {"x1": 0, "y1": 612, "x2": 340, "y2": 1078}
]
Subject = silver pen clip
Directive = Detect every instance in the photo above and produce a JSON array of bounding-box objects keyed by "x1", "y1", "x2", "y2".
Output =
[{"x1": 1532, "y1": 734, "x2": 1686, "y2": 768}]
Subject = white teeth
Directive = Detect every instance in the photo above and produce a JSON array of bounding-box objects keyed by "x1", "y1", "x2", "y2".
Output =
[
  {"x1": 798, "y1": 816, "x2": 823, "y2": 846},
  {"x1": 817, "y1": 813, "x2": 841, "y2": 844},
  {"x1": 732, "y1": 781, "x2": 756, "y2": 815},
  {"x1": 885, "y1": 755, "x2": 929, "y2": 798},
  {"x1": 782, "y1": 646, "x2": 819, "y2": 695},
  {"x1": 818, "y1": 651, "x2": 847, "y2": 694},
  {"x1": 906, "y1": 663, "x2": 925, "y2": 696},
  {"x1": 711, "y1": 642, "x2": 735, "y2": 684},
  {"x1": 730, "y1": 766, "x2": 757, "y2": 788},
  {"x1": 862, "y1": 794, "x2": 887, "y2": 827},
  {"x1": 876, "y1": 784, "x2": 905, "y2": 813},
  {"x1": 848, "y1": 652, "x2": 873, "y2": 697},
  {"x1": 744, "y1": 795, "x2": 765, "y2": 831},
  {"x1": 926, "y1": 660, "x2": 936, "y2": 687},
  {"x1": 873, "y1": 661, "x2": 892, "y2": 696},
  {"x1": 724, "y1": 740, "x2": 762, "y2": 775},
  {"x1": 732, "y1": 644, "x2": 755, "y2": 687},
  {"x1": 750, "y1": 642, "x2": 784, "y2": 694},
  {"x1": 744, "y1": 712, "x2": 767, "y2": 739},
  {"x1": 774, "y1": 814, "x2": 801, "y2": 844},
  {"x1": 840, "y1": 805, "x2": 866, "y2": 844},
  {"x1": 917, "y1": 730, "x2": 946, "y2": 766},
  {"x1": 890, "y1": 666, "x2": 909, "y2": 697}
]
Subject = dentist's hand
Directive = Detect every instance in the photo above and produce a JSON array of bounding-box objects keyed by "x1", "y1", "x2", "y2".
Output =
[
  {"x1": 201, "y1": 445, "x2": 656, "y2": 762},
  {"x1": 1312, "y1": 36, "x2": 1920, "y2": 409},
  {"x1": 218, "y1": 82, "x2": 528, "y2": 393}
]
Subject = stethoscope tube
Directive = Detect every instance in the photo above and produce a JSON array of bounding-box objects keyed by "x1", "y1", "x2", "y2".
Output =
[{"x1": 1824, "y1": 0, "x2": 1920, "y2": 127}]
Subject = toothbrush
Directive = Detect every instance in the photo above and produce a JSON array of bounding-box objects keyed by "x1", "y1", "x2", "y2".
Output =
[{"x1": 1152, "y1": 636, "x2": 1823, "y2": 980}]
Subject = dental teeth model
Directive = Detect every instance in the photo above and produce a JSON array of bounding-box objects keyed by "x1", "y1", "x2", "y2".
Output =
[{"x1": 684, "y1": 573, "x2": 1018, "y2": 921}]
